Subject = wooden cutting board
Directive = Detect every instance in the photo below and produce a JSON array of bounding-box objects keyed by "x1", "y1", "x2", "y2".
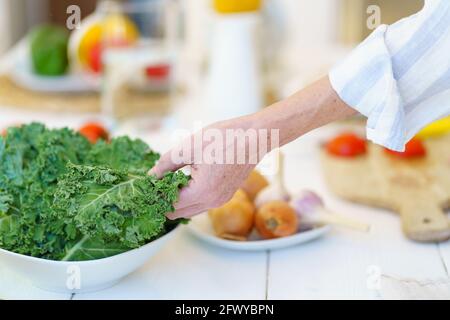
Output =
[{"x1": 321, "y1": 135, "x2": 450, "y2": 242}]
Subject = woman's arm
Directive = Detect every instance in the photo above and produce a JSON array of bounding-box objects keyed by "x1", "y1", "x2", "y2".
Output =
[
  {"x1": 256, "y1": 76, "x2": 356, "y2": 146},
  {"x1": 150, "y1": 76, "x2": 356, "y2": 219}
]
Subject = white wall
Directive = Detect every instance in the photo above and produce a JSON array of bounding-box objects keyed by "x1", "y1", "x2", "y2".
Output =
[
  {"x1": 0, "y1": 0, "x2": 12, "y2": 55},
  {"x1": 274, "y1": 0, "x2": 340, "y2": 47},
  {"x1": 0, "y1": 0, "x2": 48, "y2": 56}
]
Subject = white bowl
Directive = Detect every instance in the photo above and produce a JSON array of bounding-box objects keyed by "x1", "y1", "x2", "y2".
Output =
[{"x1": 0, "y1": 227, "x2": 179, "y2": 293}]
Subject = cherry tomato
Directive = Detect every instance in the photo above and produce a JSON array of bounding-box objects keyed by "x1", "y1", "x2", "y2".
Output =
[
  {"x1": 384, "y1": 138, "x2": 426, "y2": 158},
  {"x1": 1, "y1": 123, "x2": 22, "y2": 138},
  {"x1": 88, "y1": 39, "x2": 136, "y2": 74},
  {"x1": 79, "y1": 122, "x2": 109, "y2": 144},
  {"x1": 326, "y1": 133, "x2": 367, "y2": 157},
  {"x1": 145, "y1": 64, "x2": 170, "y2": 79}
]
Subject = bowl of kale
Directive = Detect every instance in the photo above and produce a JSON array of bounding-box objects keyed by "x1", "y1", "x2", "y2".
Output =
[{"x1": 0, "y1": 123, "x2": 188, "y2": 293}]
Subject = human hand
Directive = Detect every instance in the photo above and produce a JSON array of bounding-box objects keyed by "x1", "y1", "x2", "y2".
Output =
[{"x1": 149, "y1": 115, "x2": 273, "y2": 219}]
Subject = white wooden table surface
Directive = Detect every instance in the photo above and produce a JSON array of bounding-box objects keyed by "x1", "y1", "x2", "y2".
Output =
[{"x1": 1, "y1": 46, "x2": 449, "y2": 300}]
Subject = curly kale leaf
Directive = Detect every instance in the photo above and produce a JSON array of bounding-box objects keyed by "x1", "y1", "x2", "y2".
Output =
[
  {"x1": 0, "y1": 123, "x2": 90, "y2": 188},
  {"x1": 86, "y1": 137, "x2": 160, "y2": 173},
  {"x1": 54, "y1": 164, "x2": 189, "y2": 261},
  {"x1": 0, "y1": 123, "x2": 187, "y2": 261},
  {"x1": 0, "y1": 191, "x2": 13, "y2": 213},
  {"x1": 0, "y1": 123, "x2": 92, "y2": 259},
  {"x1": 61, "y1": 236, "x2": 129, "y2": 261}
]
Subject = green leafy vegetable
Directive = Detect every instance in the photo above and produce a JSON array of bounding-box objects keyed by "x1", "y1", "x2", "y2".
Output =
[
  {"x1": 86, "y1": 137, "x2": 160, "y2": 173},
  {"x1": 0, "y1": 123, "x2": 188, "y2": 261}
]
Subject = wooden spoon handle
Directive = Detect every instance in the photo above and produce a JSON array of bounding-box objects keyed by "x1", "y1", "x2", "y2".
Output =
[{"x1": 399, "y1": 201, "x2": 450, "y2": 242}]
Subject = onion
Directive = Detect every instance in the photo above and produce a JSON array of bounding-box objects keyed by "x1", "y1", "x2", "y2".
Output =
[
  {"x1": 241, "y1": 170, "x2": 269, "y2": 201},
  {"x1": 255, "y1": 200, "x2": 299, "y2": 239},
  {"x1": 209, "y1": 189, "x2": 255, "y2": 240}
]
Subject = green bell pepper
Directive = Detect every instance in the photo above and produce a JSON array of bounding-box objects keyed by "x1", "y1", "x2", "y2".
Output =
[{"x1": 29, "y1": 25, "x2": 69, "y2": 76}]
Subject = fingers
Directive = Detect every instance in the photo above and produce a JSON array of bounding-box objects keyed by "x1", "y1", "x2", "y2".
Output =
[
  {"x1": 173, "y1": 182, "x2": 197, "y2": 210},
  {"x1": 167, "y1": 178, "x2": 209, "y2": 219},
  {"x1": 167, "y1": 204, "x2": 205, "y2": 220},
  {"x1": 148, "y1": 149, "x2": 186, "y2": 178}
]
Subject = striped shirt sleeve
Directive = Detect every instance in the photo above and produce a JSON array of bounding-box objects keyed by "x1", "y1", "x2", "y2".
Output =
[{"x1": 329, "y1": 0, "x2": 450, "y2": 151}]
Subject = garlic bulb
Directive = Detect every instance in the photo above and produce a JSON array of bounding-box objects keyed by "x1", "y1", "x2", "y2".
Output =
[
  {"x1": 290, "y1": 190, "x2": 370, "y2": 232},
  {"x1": 290, "y1": 190, "x2": 323, "y2": 216},
  {"x1": 254, "y1": 151, "x2": 290, "y2": 208}
]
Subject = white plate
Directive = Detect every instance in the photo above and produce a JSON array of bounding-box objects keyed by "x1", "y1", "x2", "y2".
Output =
[
  {"x1": 10, "y1": 50, "x2": 100, "y2": 93},
  {"x1": 186, "y1": 213, "x2": 331, "y2": 251}
]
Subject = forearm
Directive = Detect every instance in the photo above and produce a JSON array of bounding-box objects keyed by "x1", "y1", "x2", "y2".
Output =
[{"x1": 251, "y1": 76, "x2": 356, "y2": 147}]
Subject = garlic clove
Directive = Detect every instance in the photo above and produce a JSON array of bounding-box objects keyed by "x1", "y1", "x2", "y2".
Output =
[
  {"x1": 290, "y1": 190, "x2": 370, "y2": 232},
  {"x1": 289, "y1": 190, "x2": 323, "y2": 217}
]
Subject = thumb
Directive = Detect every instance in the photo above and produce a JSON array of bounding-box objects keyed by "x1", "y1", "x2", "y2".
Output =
[{"x1": 148, "y1": 148, "x2": 189, "y2": 178}]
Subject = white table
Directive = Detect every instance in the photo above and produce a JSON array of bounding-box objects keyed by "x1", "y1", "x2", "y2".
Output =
[{"x1": 1, "y1": 46, "x2": 449, "y2": 300}]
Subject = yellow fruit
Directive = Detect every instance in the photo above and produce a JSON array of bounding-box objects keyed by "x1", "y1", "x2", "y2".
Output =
[
  {"x1": 417, "y1": 117, "x2": 450, "y2": 139},
  {"x1": 102, "y1": 14, "x2": 139, "y2": 46},
  {"x1": 69, "y1": 12, "x2": 139, "y2": 72},
  {"x1": 213, "y1": 0, "x2": 261, "y2": 13},
  {"x1": 78, "y1": 22, "x2": 102, "y2": 66}
]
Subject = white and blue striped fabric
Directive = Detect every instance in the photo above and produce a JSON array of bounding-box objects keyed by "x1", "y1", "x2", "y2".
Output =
[{"x1": 329, "y1": 0, "x2": 450, "y2": 151}]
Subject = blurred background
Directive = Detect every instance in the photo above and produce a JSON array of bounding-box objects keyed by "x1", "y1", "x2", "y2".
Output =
[
  {"x1": 0, "y1": 0, "x2": 424, "y2": 53},
  {"x1": 0, "y1": 0, "x2": 424, "y2": 138}
]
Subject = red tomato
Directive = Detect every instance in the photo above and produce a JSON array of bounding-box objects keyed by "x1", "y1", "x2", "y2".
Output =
[
  {"x1": 145, "y1": 64, "x2": 170, "y2": 79},
  {"x1": 88, "y1": 40, "x2": 132, "y2": 74},
  {"x1": 326, "y1": 133, "x2": 367, "y2": 157},
  {"x1": 384, "y1": 138, "x2": 426, "y2": 158},
  {"x1": 79, "y1": 122, "x2": 109, "y2": 144},
  {"x1": 88, "y1": 42, "x2": 103, "y2": 73},
  {"x1": 1, "y1": 123, "x2": 22, "y2": 138}
]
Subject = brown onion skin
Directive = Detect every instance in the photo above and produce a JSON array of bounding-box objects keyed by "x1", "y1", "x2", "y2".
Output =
[
  {"x1": 241, "y1": 170, "x2": 269, "y2": 201},
  {"x1": 255, "y1": 201, "x2": 299, "y2": 239},
  {"x1": 209, "y1": 189, "x2": 255, "y2": 240}
]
